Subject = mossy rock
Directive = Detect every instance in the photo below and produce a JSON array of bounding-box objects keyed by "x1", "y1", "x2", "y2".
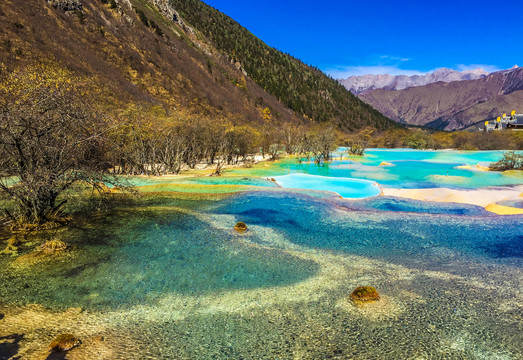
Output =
[
  {"x1": 234, "y1": 222, "x2": 248, "y2": 233},
  {"x1": 350, "y1": 286, "x2": 380, "y2": 302},
  {"x1": 0, "y1": 237, "x2": 21, "y2": 255},
  {"x1": 7, "y1": 237, "x2": 21, "y2": 247},
  {"x1": 49, "y1": 333, "x2": 81, "y2": 352}
]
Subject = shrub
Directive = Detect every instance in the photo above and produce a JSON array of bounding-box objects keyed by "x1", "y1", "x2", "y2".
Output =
[{"x1": 489, "y1": 151, "x2": 523, "y2": 171}]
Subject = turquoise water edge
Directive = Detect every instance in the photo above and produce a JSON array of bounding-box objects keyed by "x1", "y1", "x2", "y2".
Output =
[{"x1": 0, "y1": 149, "x2": 522, "y2": 359}]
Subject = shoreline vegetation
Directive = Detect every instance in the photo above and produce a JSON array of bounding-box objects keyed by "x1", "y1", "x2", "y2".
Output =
[{"x1": 0, "y1": 62, "x2": 521, "y2": 231}]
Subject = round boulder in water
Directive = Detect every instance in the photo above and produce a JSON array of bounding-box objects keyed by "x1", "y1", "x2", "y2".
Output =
[
  {"x1": 350, "y1": 286, "x2": 380, "y2": 302},
  {"x1": 38, "y1": 239, "x2": 67, "y2": 254},
  {"x1": 234, "y1": 222, "x2": 248, "y2": 233}
]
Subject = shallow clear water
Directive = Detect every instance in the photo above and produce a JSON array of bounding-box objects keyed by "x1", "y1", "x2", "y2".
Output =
[
  {"x1": 128, "y1": 175, "x2": 279, "y2": 189},
  {"x1": 1, "y1": 191, "x2": 522, "y2": 359},
  {"x1": 1, "y1": 149, "x2": 523, "y2": 359},
  {"x1": 0, "y1": 208, "x2": 317, "y2": 310}
]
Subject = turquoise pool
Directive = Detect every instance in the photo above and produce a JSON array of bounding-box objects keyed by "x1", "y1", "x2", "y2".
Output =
[
  {"x1": 273, "y1": 173, "x2": 382, "y2": 198},
  {"x1": 227, "y1": 149, "x2": 523, "y2": 190},
  {"x1": 126, "y1": 150, "x2": 523, "y2": 198}
]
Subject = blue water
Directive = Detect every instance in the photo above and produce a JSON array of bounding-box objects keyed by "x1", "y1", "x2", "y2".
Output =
[
  {"x1": 0, "y1": 208, "x2": 317, "y2": 310},
  {"x1": 213, "y1": 192, "x2": 523, "y2": 266},
  {"x1": 343, "y1": 196, "x2": 490, "y2": 215}
]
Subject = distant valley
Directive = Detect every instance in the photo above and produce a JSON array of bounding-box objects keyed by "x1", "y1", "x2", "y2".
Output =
[{"x1": 340, "y1": 66, "x2": 523, "y2": 130}]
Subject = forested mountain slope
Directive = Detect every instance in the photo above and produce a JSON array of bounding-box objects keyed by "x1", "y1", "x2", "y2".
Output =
[
  {"x1": 168, "y1": 0, "x2": 397, "y2": 131},
  {"x1": 0, "y1": 0, "x2": 300, "y2": 125},
  {"x1": 0, "y1": 0, "x2": 397, "y2": 131}
]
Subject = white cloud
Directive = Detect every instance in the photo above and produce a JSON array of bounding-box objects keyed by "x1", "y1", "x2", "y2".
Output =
[
  {"x1": 379, "y1": 55, "x2": 411, "y2": 62},
  {"x1": 455, "y1": 64, "x2": 500, "y2": 73},
  {"x1": 325, "y1": 65, "x2": 426, "y2": 79},
  {"x1": 326, "y1": 63, "x2": 501, "y2": 79}
]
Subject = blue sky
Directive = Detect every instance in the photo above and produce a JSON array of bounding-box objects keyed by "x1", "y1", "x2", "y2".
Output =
[{"x1": 202, "y1": 0, "x2": 522, "y2": 78}]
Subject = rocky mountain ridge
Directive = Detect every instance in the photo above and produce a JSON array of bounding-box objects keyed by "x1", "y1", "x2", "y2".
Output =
[{"x1": 341, "y1": 67, "x2": 491, "y2": 94}]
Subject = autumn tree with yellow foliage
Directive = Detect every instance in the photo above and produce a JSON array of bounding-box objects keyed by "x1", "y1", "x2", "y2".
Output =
[{"x1": 0, "y1": 63, "x2": 114, "y2": 229}]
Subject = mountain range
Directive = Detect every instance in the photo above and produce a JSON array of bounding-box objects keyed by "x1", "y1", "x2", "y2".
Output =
[
  {"x1": 341, "y1": 68, "x2": 490, "y2": 95},
  {"x1": 0, "y1": 0, "x2": 396, "y2": 132},
  {"x1": 341, "y1": 66, "x2": 523, "y2": 130}
]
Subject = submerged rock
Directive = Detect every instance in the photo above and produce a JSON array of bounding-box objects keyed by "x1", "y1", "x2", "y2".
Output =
[
  {"x1": 234, "y1": 222, "x2": 248, "y2": 233},
  {"x1": 14, "y1": 239, "x2": 71, "y2": 265},
  {"x1": 49, "y1": 333, "x2": 80, "y2": 352},
  {"x1": 350, "y1": 286, "x2": 380, "y2": 302},
  {"x1": 38, "y1": 240, "x2": 68, "y2": 254}
]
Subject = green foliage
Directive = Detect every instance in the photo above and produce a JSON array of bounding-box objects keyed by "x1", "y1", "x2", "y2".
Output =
[
  {"x1": 170, "y1": 0, "x2": 397, "y2": 131},
  {"x1": 348, "y1": 145, "x2": 365, "y2": 156},
  {"x1": 344, "y1": 128, "x2": 374, "y2": 155},
  {"x1": 368, "y1": 128, "x2": 523, "y2": 151},
  {"x1": 404, "y1": 132, "x2": 428, "y2": 149},
  {"x1": 206, "y1": 58, "x2": 213, "y2": 74},
  {"x1": 74, "y1": 10, "x2": 86, "y2": 24},
  {"x1": 109, "y1": 0, "x2": 117, "y2": 9},
  {"x1": 489, "y1": 151, "x2": 523, "y2": 171},
  {"x1": 149, "y1": 20, "x2": 163, "y2": 36},
  {"x1": 135, "y1": 8, "x2": 150, "y2": 27},
  {"x1": 134, "y1": 6, "x2": 163, "y2": 36}
]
